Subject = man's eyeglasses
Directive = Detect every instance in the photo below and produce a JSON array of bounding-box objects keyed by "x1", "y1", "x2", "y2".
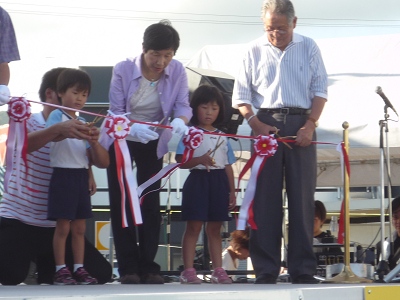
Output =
[{"x1": 265, "y1": 29, "x2": 288, "y2": 35}]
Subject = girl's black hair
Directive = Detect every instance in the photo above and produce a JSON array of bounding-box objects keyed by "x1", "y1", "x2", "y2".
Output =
[{"x1": 190, "y1": 84, "x2": 225, "y2": 126}]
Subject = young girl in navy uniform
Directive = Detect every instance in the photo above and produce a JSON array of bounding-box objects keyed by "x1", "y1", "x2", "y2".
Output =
[{"x1": 176, "y1": 84, "x2": 236, "y2": 284}]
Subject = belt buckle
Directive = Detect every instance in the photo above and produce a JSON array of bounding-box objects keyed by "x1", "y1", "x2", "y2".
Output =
[{"x1": 280, "y1": 108, "x2": 290, "y2": 115}]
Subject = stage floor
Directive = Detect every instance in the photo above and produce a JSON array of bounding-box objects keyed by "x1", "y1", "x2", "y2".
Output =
[{"x1": 1, "y1": 282, "x2": 400, "y2": 300}]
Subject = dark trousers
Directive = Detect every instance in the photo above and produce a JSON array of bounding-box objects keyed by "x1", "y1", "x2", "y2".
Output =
[
  {"x1": 107, "y1": 139, "x2": 163, "y2": 277},
  {"x1": 0, "y1": 217, "x2": 112, "y2": 285},
  {"x1": 249, "y1": 112, "x2": 317, "y2": 279}
]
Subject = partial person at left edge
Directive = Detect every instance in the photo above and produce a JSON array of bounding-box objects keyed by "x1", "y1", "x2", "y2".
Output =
[
  {"x1": 0, "y1": 67, "x2": 113, "y2": 285},
  {"x1": 0, "y1": 6, "x2": 20, "y2": 104}
]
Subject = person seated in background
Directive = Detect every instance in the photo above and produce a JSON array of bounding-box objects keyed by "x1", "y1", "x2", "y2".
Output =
[
  {"x1": 313, "y1": 200, "x2": 343, "y2": 266},
  {"x1": 377, "y1": 196, "x2": 400, "y2": 270},
  {"x1": 222, "y1": 227, "x2": 251, "y2": 281},
  {"x1": 314, "y1": 200, "x2": 333, "y2": 241}
]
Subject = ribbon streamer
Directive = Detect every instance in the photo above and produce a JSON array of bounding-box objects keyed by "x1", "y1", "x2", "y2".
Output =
[
  {"x1": 336, "y1": 142, "x2": 350, "y2": 244},
  {"x1": 4, "y1": 97, "x2": 31, "y2": 193},
  {"x1": 237, "y1": 135, "x2": 278, "y2": 230},
  {"x1": 104, "y1": 114, "x2": 143, "y2": 227},
  {"x1": 137, "y1": 127, "x2": 204, "y2": 199}
]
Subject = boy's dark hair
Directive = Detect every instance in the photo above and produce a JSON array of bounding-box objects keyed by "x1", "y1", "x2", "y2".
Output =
[
  {"x1": 392, "y1": 196, "x2": 400, "y2": 213},
  {"x1": 230, "y1": 227, "x2": 250, "y2": 251},
  {"x1": 315, "y1": 200, "x2": 327, "y2": 223},
  {"x1": 142, "y1": 19, "x2": 180, "y2": 53},
  {"x1": 189, "y1": 84, "x2": 225, "y2": 127},
  {"x1": 57, "y1": 68, "x2": 91, "y2": 97},
  {"x1": 38, "y1": 67, "x2": 67, "y2": 102}
]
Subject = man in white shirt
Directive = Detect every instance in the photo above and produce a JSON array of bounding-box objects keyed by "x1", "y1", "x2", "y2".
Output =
[{"x1": 232, "y1": 0, "x2": 328, "y2": 284}]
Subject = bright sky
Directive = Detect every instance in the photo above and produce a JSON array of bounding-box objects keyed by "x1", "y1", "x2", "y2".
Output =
[{"x1": 2, "y1": 0, "x2": 400, "y2": 107}]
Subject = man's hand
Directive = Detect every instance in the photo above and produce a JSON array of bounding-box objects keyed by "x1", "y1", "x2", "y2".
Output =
[
  {"x1": 28, "y1": 119, "x2": 96, "y2": 153},
  {"x1": 295, "y1": 123, "x2": 315, "y2": 147},
  {"x1": 250, "y1": 117, "x2": 278, "y2": 136}
]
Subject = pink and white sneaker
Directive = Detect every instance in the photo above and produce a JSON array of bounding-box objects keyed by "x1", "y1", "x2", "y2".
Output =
[
  {"x1": 180, "y1": 268, "x2": 202, "y2": 284},
  {"x1": 211, "y1": 267, "x2": 232, "y2": 284}
]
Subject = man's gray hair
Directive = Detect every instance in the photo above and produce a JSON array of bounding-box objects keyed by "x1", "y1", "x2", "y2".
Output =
[{"x1": 261, "y1": 0, "x2": 296, "y2": 23}]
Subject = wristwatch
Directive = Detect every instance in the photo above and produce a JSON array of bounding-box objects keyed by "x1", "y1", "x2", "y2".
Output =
[{"x1": 307, "y1": 117, "x2": 319, "y2": 128}]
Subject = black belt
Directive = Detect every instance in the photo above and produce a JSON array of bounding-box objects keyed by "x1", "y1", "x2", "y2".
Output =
[{"x1": 259, "y1": 108, "x2": 311, "y2": 115}]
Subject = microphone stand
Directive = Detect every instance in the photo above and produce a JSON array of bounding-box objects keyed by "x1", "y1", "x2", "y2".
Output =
[{"x1": 375, "y1": 106, "x2": 391, "y2": 281}]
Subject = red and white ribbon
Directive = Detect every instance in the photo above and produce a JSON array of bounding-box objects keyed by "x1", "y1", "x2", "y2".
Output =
[
  {"x1": 4, "y1": 97, "x2": 31, "y2": 193},
  {"x1": 137, "y1": 127, "x2": 204, "y2": 199},
  {"x1": 105, "y1": 114, "x2": 143, "y2": 227},
  {"x1": 336, "y1": 142, "x2": 350, "y2": 244},
  {"x1": 237, "y1": 134, "x2": 278, "y2": 230}
]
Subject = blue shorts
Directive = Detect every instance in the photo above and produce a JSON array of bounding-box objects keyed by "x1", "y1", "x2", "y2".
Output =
[
  {"x1": 181, "y1": 169, "x2": 231, "y2": 222},
  {"x1": 47, "y1": 168, "x2": 93, "y2": 221}
]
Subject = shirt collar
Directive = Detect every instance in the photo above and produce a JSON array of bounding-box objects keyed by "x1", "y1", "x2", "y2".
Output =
[{"x1": 262, "y1": 32, "x2": 303, "y2": 49}]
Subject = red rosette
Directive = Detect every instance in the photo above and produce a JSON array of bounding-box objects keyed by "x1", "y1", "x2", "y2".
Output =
[
  {"x1": 253, "y1": 134, "x2": 278, "y2": 157},
  {"x1": 105, "y1": 115, "x2": 129, "y2": 140},
  {"x1": 7, "y1": 97, "x2": 31, "y2": 122},
  {"x1": 182, "y1": 127, "x2": 203, "y2": 150}
]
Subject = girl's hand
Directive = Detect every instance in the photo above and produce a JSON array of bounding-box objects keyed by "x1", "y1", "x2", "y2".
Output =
[
  {"x1": 228, "y1": 193, "x2": 236, "y2": 210},
  {"x1": 200, "y1": 150, "x2": 216, "y2": 172}
]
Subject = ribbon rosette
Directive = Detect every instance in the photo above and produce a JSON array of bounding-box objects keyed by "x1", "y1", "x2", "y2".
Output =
[
  {"x1": 104, "y1": 114, "x2": 142, "y2": 227},
  {"x1": 237, "y1": 134, "x2": 278, "y2": 230},
  {"x1": 105, "y1": 115, "x2": 129, "y2": 140},
  {"x1": 4, "y1": 97, "x2": 32, "y2": 192},
  {"x1": 137, "y1": 126, "x2": 204, "y2": 199}
]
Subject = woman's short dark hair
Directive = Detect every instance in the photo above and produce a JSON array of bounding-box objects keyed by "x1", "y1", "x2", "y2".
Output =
[
  {"x1": 189, "y1": 84, "x2": 225, "y2": 127},
  {"x1": 142, "y1": 20, "x2": 180, "y2": 53},
  {"x1": 315, "y1": 200, "x2": 327, "y2": 222},
  {"x1": 57, "y1": 68, "x2": 91, "y2": 97}
]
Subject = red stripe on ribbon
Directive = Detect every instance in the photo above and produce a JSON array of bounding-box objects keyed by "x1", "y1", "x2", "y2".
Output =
[
  {"x1": 137, "y1": 127, "x2": 203, "y2": 199},
  {"x1": 237, "y1": 135, "x2": 278, "y2": 230}
]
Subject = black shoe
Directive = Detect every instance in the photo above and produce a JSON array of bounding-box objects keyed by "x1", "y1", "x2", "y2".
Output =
[
  {"x1": 255, "y1": 274, "x2": 277, "y2": 284},
  {"x1": 292, "y1": 274, "x2": 320, "y2": 284},
  {"x1": 141, "y1": 273, "x2": 164, "y2": 284},
  {"x1": 120, "y1": 274, "x2": 140, "y2": 284}
]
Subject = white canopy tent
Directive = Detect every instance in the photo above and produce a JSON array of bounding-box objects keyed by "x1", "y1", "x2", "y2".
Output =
[{"x1": 185, "y1": 33, "x2": 400, "y2": 188}]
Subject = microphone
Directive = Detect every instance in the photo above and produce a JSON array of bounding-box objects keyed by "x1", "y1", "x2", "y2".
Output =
[{"x1": 375, "y1": 86, "x2": 398, "y2": 116}]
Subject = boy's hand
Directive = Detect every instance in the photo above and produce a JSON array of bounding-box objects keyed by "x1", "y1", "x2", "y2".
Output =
[{"x1": 85, "y1": 124, "x2": 100, "y2": 144}]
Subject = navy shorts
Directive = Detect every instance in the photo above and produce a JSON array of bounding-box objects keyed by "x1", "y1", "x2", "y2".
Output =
[
  {"x1": 181, "y1": 169, "x2": 231, "y2": 222},
  {"x1": 47, "y1": 168, "x2": 93, "y2": 221}
]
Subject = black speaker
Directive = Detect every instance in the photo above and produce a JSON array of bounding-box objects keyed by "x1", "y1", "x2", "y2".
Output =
[{"x1": 185, "y1": 67, "x2": 244, "y2": 135}]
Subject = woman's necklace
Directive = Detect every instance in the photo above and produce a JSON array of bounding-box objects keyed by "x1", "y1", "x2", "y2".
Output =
[{"x1": 149, "y1": 79, "x2": 157, "y2": 87}]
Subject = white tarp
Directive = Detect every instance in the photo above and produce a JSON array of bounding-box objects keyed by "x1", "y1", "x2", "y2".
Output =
[{"x1": 186, "y1": 33, "x2": 400, "y2": 187}]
